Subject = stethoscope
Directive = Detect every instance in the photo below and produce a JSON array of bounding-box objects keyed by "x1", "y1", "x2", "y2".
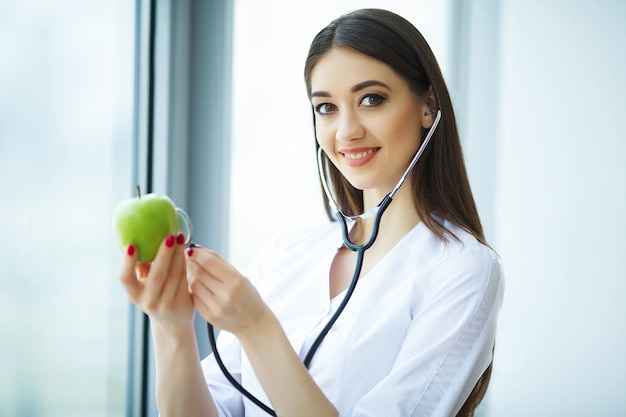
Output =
[{"x1": 207, "y1": 110, "x2": 442, "y2": 415}]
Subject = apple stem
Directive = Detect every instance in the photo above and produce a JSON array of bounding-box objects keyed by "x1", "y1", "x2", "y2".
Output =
[{"x1": 136, "y1": 185, "x2": 141, "y2": 199}]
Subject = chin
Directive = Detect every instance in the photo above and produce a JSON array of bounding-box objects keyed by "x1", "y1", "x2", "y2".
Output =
[{"x1": 345, "y1": 179, "x2": 389, "y2": 196}]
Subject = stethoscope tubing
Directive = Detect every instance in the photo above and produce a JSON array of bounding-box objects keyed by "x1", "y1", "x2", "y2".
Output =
[
  {"x1": 207, "y1": 197, "x2": 391, "y2": 415},
  {"x1": 208, "y1": 323, "x2": 277, "y2": 414},
  {"x1": 207, "y1": 111, "x2": 441, "y2": 415},
  {"x1": 303, "y1": 195, "x2": 391, "y2": 366}
]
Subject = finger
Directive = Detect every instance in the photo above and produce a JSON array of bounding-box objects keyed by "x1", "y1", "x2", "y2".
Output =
[
  {"x1": 186, "y1": 252, "x2": 224, "y2": 296},
  {"x1": 118, "y1": 244, "x2": 141, "y2": 302},
  {"x1": 187, "y1": 248, "x2": 235, "y2": 284},
  {"x1": 186, "y1": 248, "x2": 252, "y2": 307},
  {"x1": 186, "y1": 255, "x2": 240, "y2": 324},
  {"x1": 143, "y1": 234, "x2": 177, "y2": 302},
  {"x1": 189, "y1": 277, "x2": 218, "y2": 323},
  {"x1": 161, "y1": 233, "x2": 188, "y2": 303},
  {"x1": 186, "y1": 252, "x2": 228, "y2": 315}
]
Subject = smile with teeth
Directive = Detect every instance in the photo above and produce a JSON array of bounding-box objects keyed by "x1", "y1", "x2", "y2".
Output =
[{"x1": 344, "y1": 149, "x2": 376, "y2": 160}]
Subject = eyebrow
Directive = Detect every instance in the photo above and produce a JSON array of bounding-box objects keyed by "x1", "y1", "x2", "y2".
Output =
[{"x1": 310, "y1": 80, "x2": 391, "y2": 98}]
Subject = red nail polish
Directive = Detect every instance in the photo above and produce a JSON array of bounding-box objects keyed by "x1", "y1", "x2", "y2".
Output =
[
  {"x1": 127, "y1": 245, "x2": 135, "y2": 256},
  {"x1": 186, "y1": 248, "x2": 194, "y2": 257},
  {"x1": 165, "y1": 235, "x2": 175, "y2": 248},
  {"x1": 177, "y1": 233, "x2": 185, "y2": 245}
]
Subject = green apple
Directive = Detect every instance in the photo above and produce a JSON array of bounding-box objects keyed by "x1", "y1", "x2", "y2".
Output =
[{"x1": 113, "y1": 186, "x2": 179, "y2": 263}]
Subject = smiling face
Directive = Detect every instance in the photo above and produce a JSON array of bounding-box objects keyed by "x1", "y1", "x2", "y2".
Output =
[{"x1": 310, "y1": 46, "x2": 430, "y2": 200}]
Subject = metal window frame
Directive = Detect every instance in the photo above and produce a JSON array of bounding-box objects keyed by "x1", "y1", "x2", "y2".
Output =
[
  {"x1": 449, "y1": 0, "x2": 501, "y2": 244},
  {"x1": 127, "y1": 0, "x2": 233, "y2": 415}
]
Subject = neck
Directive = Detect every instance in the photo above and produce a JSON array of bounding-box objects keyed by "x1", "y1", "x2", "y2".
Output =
[{"x1": 348, "y1": 184, "x2": 420, "y2": 250}]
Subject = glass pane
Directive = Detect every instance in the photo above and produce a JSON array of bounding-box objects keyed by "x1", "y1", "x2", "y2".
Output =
[{"x1": 0, "y1": 1, "x2": 135, "y2": 416}]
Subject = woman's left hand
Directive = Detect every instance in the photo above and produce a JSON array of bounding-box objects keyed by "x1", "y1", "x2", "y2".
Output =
[
  {"x1": 185, "y1": 247, "x2": 272, "y2": 337},
  {"x1": 186, "y1": 247, "x2": 338, "y2": 417}
]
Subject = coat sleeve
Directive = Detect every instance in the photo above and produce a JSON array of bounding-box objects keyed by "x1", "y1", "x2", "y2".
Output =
[{"x1": 351, "y1": 245, "x2": 504, "y2": 417}]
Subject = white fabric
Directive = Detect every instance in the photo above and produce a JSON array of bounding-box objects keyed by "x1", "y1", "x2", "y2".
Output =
[{"x1": 201, "y1": 218, "x2": 504, "y2": 417}]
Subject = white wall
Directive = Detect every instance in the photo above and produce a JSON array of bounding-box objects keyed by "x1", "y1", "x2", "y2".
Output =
[{"x1": 467, "y1": 1, "x2": 626, "y2": 415}]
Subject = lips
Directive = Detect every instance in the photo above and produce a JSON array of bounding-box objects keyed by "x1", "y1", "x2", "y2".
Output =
[{"x1": 340, "y1": 147, "x2": 380, "y2": 168}]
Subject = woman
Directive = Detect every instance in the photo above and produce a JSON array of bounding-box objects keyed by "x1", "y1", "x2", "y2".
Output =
[{"x1": 119, "y1": 8, "x2": 503, "y2": 417}]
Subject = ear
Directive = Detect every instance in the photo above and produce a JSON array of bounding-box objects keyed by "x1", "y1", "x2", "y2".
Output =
[{"x1": 421, "y1": 86, "x2": 438, "y2": 129}]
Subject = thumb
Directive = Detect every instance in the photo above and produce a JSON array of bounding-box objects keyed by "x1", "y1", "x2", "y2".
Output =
[{"x1": 136, "y1": 262, "x2": 151, "y2": 278}]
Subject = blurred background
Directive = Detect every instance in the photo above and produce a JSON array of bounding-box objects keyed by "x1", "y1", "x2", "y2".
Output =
[{"x1": 0, "y1": 0, "x2": 624, "y2": 416}]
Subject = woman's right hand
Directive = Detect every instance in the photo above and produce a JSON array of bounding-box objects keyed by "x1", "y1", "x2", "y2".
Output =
[
  {"x1": 118, "y1": 233, "x2": 195, "y2": 336},
  {"x1": 120, "y1": 236, "x2": 221, "y2": 417}
]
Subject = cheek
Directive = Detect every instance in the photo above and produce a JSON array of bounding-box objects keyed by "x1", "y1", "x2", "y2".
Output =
[
  {"x1": 315, "y1": 121, "x2": 335, "y2": 153},
  {"x1": 385, "y1": 107, "x2": 422, "y2": 149},
  {"x1": 315, "y1": 125, "x2": 346, "y2": 175}
]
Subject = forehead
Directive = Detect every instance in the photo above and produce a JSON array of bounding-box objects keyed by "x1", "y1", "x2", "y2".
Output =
[{"x1": 310, "y1": 46, "x2": 402, "y2": 94}]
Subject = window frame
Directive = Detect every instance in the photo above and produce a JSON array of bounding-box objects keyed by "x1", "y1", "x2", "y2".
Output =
[{"x1": 128, "y1": 0, "x2": 233, "y2": 415}]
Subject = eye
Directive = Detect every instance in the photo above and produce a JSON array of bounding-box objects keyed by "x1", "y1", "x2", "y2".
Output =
[
  {"x1": 360, "y1": 94, "x2": 386, "y2": 107},
  {"x1": 314, "y1": 102, "x2": 337, "y2": 115}
]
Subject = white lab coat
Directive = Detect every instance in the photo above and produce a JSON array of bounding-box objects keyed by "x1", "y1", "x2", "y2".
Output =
[{"x1": 201, "y1": 218, "x2": 504, "y2": 417}]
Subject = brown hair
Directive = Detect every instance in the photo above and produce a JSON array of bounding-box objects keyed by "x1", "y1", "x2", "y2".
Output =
[
  {"x1": 304, "y1": 8, "x2": 486, "y2": 246},
  {"x1": 303, "y1": 9, "x2": 492, "y2": 415}
]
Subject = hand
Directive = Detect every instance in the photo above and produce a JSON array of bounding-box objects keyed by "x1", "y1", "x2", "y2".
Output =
[
  {"x1": 185, "y1": 247, "x2": 273, "y2": 337},
  {"x1": 118, "y1": 234, "x2": 195, "y2": 336}
]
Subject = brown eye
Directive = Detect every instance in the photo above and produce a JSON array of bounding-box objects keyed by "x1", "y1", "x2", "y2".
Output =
[
  {"x1": 315, "y1": 103, "x2": 337, "y2": 115},
  {"x1": 361, "y1": 94, "x2": 386, "y2": 107}
]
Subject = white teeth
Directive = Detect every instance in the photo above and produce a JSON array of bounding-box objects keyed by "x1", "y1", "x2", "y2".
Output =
[{"x1": 345, "y1": 149, "x2": 375, "y2": 160}]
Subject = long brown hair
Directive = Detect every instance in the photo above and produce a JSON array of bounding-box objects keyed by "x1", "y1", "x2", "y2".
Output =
[
  {"x1": 304, "y1": 8, "x2": 486, "y2": 246},
  {"x1": 303, "y1": 9, "x2": 492, "y2": 415}
]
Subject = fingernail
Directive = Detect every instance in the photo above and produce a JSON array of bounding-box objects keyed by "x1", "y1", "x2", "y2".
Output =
[
  {"x1": 177, "y1": 233, "x2": 185, "y2": 245},
  {"x1": 186, "y1": 248, "x2": 194, "y2": 257},
  {"x1": 127, "y1": 244, "x2": 135, "y2": 256},
  {"x1": 165, "y1": 235, "x2": 176, "y2": 248}
]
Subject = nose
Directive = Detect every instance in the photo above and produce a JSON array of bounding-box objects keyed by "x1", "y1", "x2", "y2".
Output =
[{"x1": 335, "y1": 109, "x2": 365, "y2": 142}]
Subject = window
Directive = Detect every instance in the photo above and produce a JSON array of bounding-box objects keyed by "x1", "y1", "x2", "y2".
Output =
[{"x1": 0, "y1": 1, "x2": 134, "y2": 415}]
